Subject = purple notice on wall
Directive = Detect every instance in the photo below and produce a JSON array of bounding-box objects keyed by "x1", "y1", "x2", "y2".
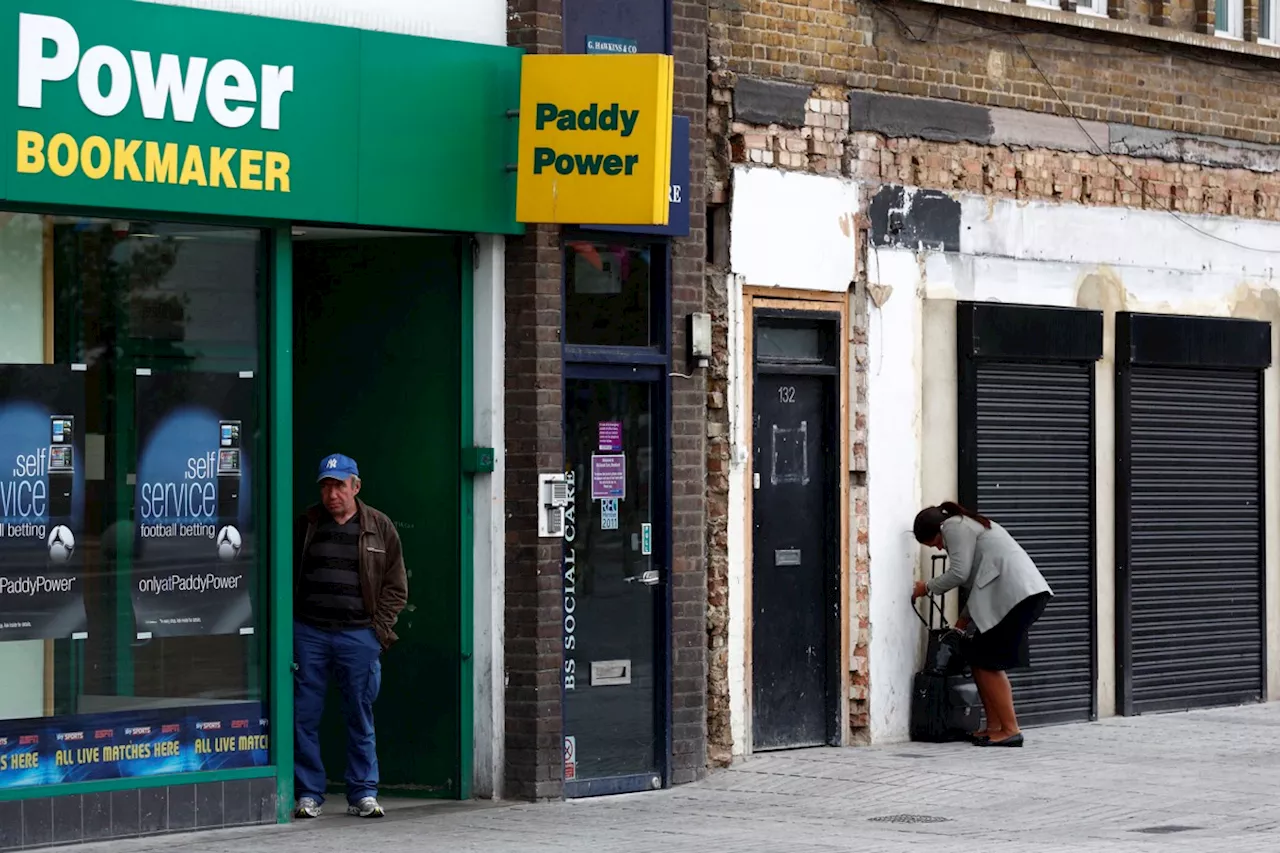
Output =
[
  {"x1": 591, "y1": 454, "x2": 626, "y2": 501},
  {"x1": 598, "y1": 421, "x2": 623, "y2": 452}
]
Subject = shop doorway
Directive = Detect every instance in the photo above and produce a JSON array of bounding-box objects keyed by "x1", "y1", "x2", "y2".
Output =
[
  {"x1": 561, "y1": 370, "x2": 666, "y2": 794},
  {"x1": 747, "y1": 301, "x2": 846, "y2": 752},
  {"x1": 292, "y1": 231, "x2": 465, "y2": 797}
]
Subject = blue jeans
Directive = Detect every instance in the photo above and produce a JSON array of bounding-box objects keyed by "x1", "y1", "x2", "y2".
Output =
[{"x1": 293, "y1": 620, "x2": 382, "y2": 805}]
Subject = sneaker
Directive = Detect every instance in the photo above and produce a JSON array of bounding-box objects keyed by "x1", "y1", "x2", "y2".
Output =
[
  {"x1": 294, "y1": 797, "x2": 322, "y2": 819},
  {"x1": 347, "y1": 796, "x2": 385, "y2": 818}
]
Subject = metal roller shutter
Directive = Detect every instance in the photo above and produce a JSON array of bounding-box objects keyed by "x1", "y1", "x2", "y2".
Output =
[
  {"x1": 974, "y1": 362, "x2": 1093, "y2": 727},
  {"x1": 1125, "y1": 367, "x2": 1263, "y2": 713}
]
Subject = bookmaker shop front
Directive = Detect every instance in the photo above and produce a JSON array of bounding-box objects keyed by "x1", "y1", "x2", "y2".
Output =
[{"x1": 0, "y1": 0, "x2": 520, "y2": 845}]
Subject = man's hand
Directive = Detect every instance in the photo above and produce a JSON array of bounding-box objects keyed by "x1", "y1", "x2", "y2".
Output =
[
  {"x1": 954, "y1": 616, "x2": 971, "y2": 632},
  {"x1": 911, "y1": 580, "x2": 927, "y2": 601}
]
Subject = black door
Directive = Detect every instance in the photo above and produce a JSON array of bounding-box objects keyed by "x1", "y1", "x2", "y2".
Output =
[
  {"x1": 751, "y1": 314, "x2": 840, "y2": 751},
  {"x1": 562, "y1": 374, "x2": 665, "y2": 792}
]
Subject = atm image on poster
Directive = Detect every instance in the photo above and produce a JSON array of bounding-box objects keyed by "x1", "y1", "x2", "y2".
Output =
[
  {"x1": 132, "y1": 371, "x2": 256, "y2": 638},
  {"x1": 0, "y1": 364, "x2": 89, "y2": 641}
]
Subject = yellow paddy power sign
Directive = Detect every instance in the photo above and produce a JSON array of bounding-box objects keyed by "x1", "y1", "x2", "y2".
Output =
[{"x1": 516, "y1": 54, "x2": 674, "y2": 226}]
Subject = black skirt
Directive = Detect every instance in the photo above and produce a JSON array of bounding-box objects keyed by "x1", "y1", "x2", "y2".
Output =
[{"x1": 967, "y1": 591, "x2": 1051, "y2": 672}]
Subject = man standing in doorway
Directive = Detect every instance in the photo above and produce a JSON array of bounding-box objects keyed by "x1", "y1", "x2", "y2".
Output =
[{"x1": 293, "y1": 453, "x2": 408, "y2": 820}]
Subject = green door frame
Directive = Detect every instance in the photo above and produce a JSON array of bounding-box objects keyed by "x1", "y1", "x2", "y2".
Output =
[
  {"x1": 458, "y1": 240, "x2": 476, "y2": 802},
  {"x1": 269, "y1": 226, "x2": 296, "y2": 821}
]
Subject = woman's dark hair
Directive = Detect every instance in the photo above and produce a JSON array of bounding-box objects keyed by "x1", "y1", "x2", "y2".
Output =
[{"x1": 912, "y1": 501, "x2": 992, "y2": 543}]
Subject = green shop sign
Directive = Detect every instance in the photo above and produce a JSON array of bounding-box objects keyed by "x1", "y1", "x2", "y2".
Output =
[{"x1": 0, "y1": 0, "x2": 523, "y2": 234}]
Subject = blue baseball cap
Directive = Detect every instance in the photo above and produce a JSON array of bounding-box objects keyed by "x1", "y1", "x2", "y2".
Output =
[{"x1": 317, "y1": 453, "x2": 359, "y2": 482}]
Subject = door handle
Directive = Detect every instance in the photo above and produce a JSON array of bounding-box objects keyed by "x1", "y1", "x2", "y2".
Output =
[{"x1": 625, "y1": 570, "x2": 661, "y2": 586}]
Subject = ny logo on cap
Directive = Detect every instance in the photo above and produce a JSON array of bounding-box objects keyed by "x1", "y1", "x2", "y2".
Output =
[{"x1": 327, "y1": 458, "x2": 338, "y2": 469}]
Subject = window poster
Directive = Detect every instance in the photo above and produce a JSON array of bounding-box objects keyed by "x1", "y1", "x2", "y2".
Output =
[
  {"x1": 0, "y1": 364, "x2": 89, "y2": 642},
  {"x1": 133, "y1": 371, "x2": 256, "y2": 638},
  {"x1": 0, "y1": 702, "x2": 268, "y2": 787}
]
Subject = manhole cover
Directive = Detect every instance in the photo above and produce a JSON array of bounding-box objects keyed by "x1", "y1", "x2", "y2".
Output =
[
  {"x1": 868, "y1": 814, "x2": 951, "y2": 824},
  {"x1": 1133, "y1": 825, "x2": 1201, "y2": 834},
  {"x1": 894, "y1": 752, "x2": 932, "y2": 759}
]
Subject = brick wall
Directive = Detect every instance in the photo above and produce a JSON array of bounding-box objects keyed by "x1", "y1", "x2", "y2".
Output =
[
  {"x1": 504, "y1": 0, "x2": 710, "y2": 795},
  {"x1": 708, "y1": 0, "x2": 1280, "y2": 145},
  {"x1": 505, "y1": 0, "x2": 564, "y2": 803},
  {"x1": 704, "y1": 0, "x2": 1280, "y2": 751},
  {"x1": 672, "y1": 0, "x2": 711, "y2": 786}
]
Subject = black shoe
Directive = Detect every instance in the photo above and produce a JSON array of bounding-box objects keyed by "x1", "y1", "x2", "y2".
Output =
[{"x1": 976, "y1": 732, "x2": 1024, "y2": 748}]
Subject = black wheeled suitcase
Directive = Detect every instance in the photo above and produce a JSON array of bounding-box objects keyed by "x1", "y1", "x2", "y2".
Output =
[{"x1": 909, "y1": 555, "x2": 982, "y2": 743}]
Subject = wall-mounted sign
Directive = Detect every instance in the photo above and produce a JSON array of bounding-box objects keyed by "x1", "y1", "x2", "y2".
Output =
[
  {"x1": 586, "y1": 35, "x2": 638, "y2": 54},
  {"x1": 594, "y1": 115, "x2": 690, "y2": 238},
  {"x1": 0, "y1": 0, "x2": 523, "y2": 234},
  {"x1": 516, "y1": 54, "x2": 674, "y2": 226}
]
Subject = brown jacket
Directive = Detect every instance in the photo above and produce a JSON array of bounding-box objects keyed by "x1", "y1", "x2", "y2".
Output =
[{"x1": 294, "y1": 499, "x2": 409, "y2": 650}]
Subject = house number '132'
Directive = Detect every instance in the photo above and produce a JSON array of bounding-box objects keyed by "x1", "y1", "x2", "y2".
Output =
[{"x1": 778, "y1": 386, "x2": 796, "y2": 403}]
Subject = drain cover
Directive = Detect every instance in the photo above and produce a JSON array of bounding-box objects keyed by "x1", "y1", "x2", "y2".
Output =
[
  {"x1": 868, "y1": 814, "x2": 951, "y2": 824},
  {"x1": 1133, "y1": 825, "x2": 1201, "y2": 835},
  {"x1": 894, "y1": 753, "x2": 933, "y2": 759}
]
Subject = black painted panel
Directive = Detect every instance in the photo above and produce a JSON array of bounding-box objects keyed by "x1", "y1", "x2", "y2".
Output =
[
  {"x1": 849, "y1": 90, "x2": 994, "y2": 144},
  {"x1": 563, "y1": 0, "x2": 667, "y2": 54},
  {"x1": 224, "y1": 780, "x2": 252, "y2": 827},
  {"x1": 21, "y1": 799, "x2": 51, "y2": 849},
  {"x1": 959, "y1": 302, "x2": 1104, "y2": 363},
  {"x1": 52, "y1": 795, "x2": 82, "y2": 845},
  {"x1": 110, "y1": 789, "x2": 140, "y2": 837},
  {"x1": 249, "y1": 777, "x2": 277, "y2": 825},
  {"x1": 140, "y1": 787, "x2": 167, "y2": 835},
  {"x1": 868, "y1": 185, "x2": 961, "y2": 253},
  {"x1": 0, "y1": 800, "x2": 22, "y2": 851},
  {"x1": 195, "y1": 783, "x2": 224, "y2": 829},
  {"x1": 0, "y1": 782, "x2": 276, "y2": 850},
  {"x1": 1118, "y1": 312, "x2": 1271, "y2": 369},
  {"x1": 83, "y1": 792, "x2": 112, "y2": 841},
  {"x1": 734, "y1": 77, "x2": 812, "y2": 128},
  {"x1": 168, "y1": 785, "x2": 196, "y2": 832}
]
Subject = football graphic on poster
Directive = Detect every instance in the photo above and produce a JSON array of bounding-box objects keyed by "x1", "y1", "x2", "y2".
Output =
[
  {"x1": 47, "y1": 526, "x2": 76, "y2": 563},
  {"x1": 216, "y1": 526, "x2": 242, "y2": 561}
]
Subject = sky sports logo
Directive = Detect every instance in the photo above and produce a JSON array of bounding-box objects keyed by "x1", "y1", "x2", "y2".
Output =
[
  {"x1": 196, "y1": 721, "x2": 221, "y2": 731},
  {"x1": 125, "y1": 727, "x2": 152, "y2": 736},
  {"x1": 56, "y1": 731, "x2": 84, "y2": 742}
]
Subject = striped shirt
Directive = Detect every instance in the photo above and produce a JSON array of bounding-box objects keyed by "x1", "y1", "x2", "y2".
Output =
[{"x1": 296, "y1": 516, "x2": 370, "y2": 630}]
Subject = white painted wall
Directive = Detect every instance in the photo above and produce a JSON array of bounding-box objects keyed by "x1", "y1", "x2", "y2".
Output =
[
  {"x1": 471, "y1": 235, "x2": 505, "y2": 798},
  {"x1": 730, "y1": 167, "x2": 861, "y2": 293},
  {"x1": 726, "y1": 167, "x2": 859, "y2": 754},
  {"x1": 865, "y1": 248, "x2": 926, "y2": 743},
  {"x1": 0, "y1": 212, "x2": 50, "y2": 722},
  {"x1": 140, "y1": 0, "x2": 508, "y2": 45},
  {"x1": 868, "y1": 193, "x2": 1280, "y2": 737}
]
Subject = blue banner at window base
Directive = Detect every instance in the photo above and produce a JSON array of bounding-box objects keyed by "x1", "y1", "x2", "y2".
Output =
[{"x1": 0, "y1": 702, "x2": 268, "y2": 788}]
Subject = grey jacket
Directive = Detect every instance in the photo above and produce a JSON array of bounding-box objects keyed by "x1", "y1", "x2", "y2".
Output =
[{"x1": 924, "y1": 516, "x2": 1052, "y2": 633}]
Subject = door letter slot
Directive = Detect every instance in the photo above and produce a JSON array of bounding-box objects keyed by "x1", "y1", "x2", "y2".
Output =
[
  {"x1": 590, "y1": 659, "x2": 632, "y2": 686},
  {"x1": 775, "y1": 549, "x2": 801, "y2": 567}
]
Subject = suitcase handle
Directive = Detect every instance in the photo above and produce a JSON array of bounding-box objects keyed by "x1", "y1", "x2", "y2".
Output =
[{"x1": 912, "y1": 553, "x2": 953, "y2": 630}]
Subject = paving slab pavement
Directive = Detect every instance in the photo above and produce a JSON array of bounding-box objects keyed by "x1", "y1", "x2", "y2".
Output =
[{"x1": 54, "y1": 702, "x2": 1280, "y2": 853}]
